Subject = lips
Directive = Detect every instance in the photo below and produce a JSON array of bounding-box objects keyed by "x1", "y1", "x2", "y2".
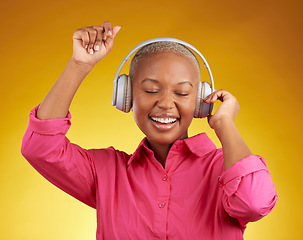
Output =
[
  {"x1": 149, "y1": 114, "x2": 179, "y2": 131},
  {"x1": 150, "y1": 117, "x2": 177, "y2": 124}
]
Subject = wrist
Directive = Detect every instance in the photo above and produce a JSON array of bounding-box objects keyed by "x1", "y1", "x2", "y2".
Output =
[
  {"x1": 212, "y1": 117, "x2": 235, "y2": 133},
  {"x1": 69, "y1": 57, "x2": 94, "y2": 73}
]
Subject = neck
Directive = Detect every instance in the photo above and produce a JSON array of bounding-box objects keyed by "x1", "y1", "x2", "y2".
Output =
[{"x1": 147, "y1": 141, "x2": 173, "y2": 168}]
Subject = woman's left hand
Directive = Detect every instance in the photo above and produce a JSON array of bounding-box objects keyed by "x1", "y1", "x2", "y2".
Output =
[{"x1": 202, "y1": 89, "x2": 240, "y2": 129}]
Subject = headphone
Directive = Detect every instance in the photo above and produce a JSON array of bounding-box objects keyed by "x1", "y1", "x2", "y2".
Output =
[{"x1": 112, "y1": 38, "x2": 215, "y2": 118}]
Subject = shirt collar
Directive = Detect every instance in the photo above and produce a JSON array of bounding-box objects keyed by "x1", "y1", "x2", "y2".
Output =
[
  {"x1": 127, "y1": 138, "x2": 150, "y2": 166},
  {"x1": 181, "y1": 133, "x2": 217, "y2": 157},
  {"x1": 127, "y1": 133, "x2": 217, "y2": 166}
]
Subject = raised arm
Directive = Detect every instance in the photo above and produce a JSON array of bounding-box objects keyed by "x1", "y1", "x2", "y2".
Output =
[
  {"x1": 203, "y1": 89, "x2": 252, "y2": 170},
  {"x1": 204, "y1": 90, "x2": 277, "y2": 224},
  {"x1": 37, "y1": 21, "x2": 121, "y2": 120}
]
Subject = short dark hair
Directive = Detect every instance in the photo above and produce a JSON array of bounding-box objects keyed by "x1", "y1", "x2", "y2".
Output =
[{"x1": 129, "y1": 41, "x2": 200, "y2": 80}]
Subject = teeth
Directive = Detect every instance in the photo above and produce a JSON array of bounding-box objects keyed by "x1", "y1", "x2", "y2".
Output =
[{"x1": 151, "y1": 117, "x2": 177, "y2": 123}]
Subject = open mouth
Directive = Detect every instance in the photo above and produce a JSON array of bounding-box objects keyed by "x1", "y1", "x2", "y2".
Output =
[{"x1": 150, "y1": 117, "x2": 178, "y2": 124}]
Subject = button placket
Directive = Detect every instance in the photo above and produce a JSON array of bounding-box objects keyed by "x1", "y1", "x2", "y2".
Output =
[
  {"x1": 154, "y1": 170, "x2": 170, "y2": 237},
  {"x1": 157, "y1": 172, "x2": 169, "y2": 210}
]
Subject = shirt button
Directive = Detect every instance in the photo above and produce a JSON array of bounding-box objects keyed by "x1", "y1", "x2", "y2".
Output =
[
  {"x1": 175, "y1": 143, "x2": 182, "y2": 150},
  {"x1": 158, "y1": 202, "x2": 166, "y2": 208},
  {"x1": 162, "y1": 175, "x2": 168, "y2": 181}
]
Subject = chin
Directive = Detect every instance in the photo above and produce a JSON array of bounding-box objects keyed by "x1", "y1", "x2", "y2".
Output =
[{"x1": 147, "y1": 132, "x2": 188, "y2": 146}]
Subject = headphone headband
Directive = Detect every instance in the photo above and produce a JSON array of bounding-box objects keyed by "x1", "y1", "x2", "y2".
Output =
[{"x1": 112, "y1": 38, "x2": 215, "y2": 107}]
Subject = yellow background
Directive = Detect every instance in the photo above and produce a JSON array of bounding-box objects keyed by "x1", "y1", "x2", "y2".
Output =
[{"x1": 1, "y1": 0, "x2": 302, "y2": 239}]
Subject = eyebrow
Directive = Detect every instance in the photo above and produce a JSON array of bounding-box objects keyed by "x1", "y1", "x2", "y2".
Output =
[
  {"x1": 177, "y1": 81, "x2": 193, "y2": 87},
  {"x1": 140, "y1": 78, "x2": 159, "y2": 84},
  {"x1": 140, "y1": 78, "x2": 193, "y2": 87}
]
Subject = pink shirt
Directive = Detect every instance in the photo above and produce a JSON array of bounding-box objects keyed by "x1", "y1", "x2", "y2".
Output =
[{"x1": 21, "y1": 106, "x2": 278, "y2": 240}]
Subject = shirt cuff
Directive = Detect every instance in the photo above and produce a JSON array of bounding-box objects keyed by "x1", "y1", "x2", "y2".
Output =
[
  {"x1": 218, "y1": 155, "x2": 269, "y2": 197},
  {"x1": 27, "y1": 105, "x2": 72, "y2": 135}
]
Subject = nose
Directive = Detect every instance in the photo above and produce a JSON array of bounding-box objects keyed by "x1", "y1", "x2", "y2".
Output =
[{"x1": 156, "y1": 91, "x2": 175, "y2": 110}]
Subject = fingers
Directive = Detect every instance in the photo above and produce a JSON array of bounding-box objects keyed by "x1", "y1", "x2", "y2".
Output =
[
  {"x1": 204, "y1": 89, "x2": 240, "y2": 129},
  {"x1": 92, "y1": 26, "x2": 103, "y2": 51},
  {"x1": 101, "y1": 21, "x2": 113, "y2": 41},
  {"x1": 103, "y1": 25, "x2": 121, "y2": 52},
  {"x1": 203, "y1": 89, "x2": 223, "y2": 104},
  {"x1": 83, "y1": 27, "x2": 98, "y2": 54},
  {"x1": 73, "y1": 28, "x2": 90, "y2": 49},
  {"x1": 203, "y1": 89, "x2": 232, "y2": 104},
  {"x1": 73, "y1": 27, "x2": 97, "y2": 54},
  {"x1": 73, "y1": 21, "x2": 121, "y2": 55}
]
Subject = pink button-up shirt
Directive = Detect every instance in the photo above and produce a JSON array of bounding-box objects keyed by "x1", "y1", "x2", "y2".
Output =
[{"x1": 21, "y1": 106, "x2": 278, "y2": 240}]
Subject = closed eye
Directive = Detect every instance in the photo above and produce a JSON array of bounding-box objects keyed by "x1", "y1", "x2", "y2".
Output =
[
  {"x1": 145, "y1": 90, "x2": 159, "y2": 94},
  {"x1": 175, "y1": 92, "x2": 189, "y2": 96}
]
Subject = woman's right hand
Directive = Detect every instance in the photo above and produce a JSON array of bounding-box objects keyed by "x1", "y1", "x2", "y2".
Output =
[{"x1": 71, "y1": 21, "x2": 121, "y2": 68}]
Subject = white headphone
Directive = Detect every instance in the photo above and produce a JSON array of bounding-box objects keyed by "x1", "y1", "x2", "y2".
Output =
[{"x1": 112, "y1": 38, "x2": 215, "y2": 118}]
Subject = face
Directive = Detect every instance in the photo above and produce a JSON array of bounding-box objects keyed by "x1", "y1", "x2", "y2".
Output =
[{"x1": 131, "y1": 52, "x2": 199, "y2": 146}]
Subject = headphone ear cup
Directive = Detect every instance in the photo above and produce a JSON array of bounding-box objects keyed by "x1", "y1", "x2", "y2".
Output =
[
  {"x1": 194, "y1": 81, "x2": 203, "y2": 118},
  {"x1": 116, "y1": 74, "x2": 127, "y2": 112},
  {"x1": 124, "y1": 75, "x2": 132, "y2": 113},
  {"x1": 194, "y1": 81, "x2": 213, "y2": 118},
  {"x1": 116, "y1": 74, "x2": 132, "y2": 113}
]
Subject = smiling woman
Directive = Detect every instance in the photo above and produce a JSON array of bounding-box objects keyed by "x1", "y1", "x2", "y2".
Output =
[
  {"x1": 131, "y1": 52, "x2": 199, "y2": 164},
  {"x1": 21, "y1": 21, "x2": 278, "y2": 240}
]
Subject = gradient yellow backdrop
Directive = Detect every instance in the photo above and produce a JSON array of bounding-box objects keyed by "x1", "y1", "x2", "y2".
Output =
[{"x1": 1, "y1": 0, "x2": 302, "y2": 239}]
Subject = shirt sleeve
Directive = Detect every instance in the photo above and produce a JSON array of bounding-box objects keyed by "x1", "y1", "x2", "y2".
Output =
[
  {"x1": 218, "y1": 155, "x2": 278, "y2": 227},
  {"x1": 21, "y1": 105, "x2": 97, "y2": 208}
]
